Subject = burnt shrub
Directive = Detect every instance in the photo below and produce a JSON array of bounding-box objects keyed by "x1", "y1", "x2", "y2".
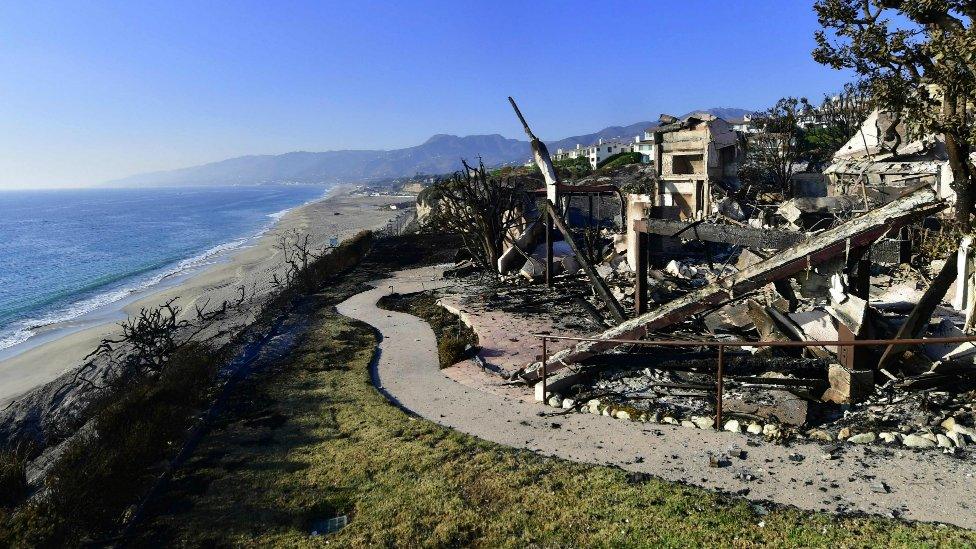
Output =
[
  {"x1": 438, "y1": 334, "x2": 469, "y2": 368},
  {"x1": 13, "y1": 344, "x2": 220, "y2": 545},
  {"x1": 0, "y1": 448, "x2": 28, "y2": 509}
]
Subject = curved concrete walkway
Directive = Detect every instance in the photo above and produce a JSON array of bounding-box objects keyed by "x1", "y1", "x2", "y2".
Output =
[{"x1": 337, "y1": 266, "x2": 976, "y2": 529}]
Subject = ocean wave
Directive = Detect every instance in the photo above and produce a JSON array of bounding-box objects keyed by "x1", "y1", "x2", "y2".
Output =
[
  {"x1": 0, "y1": 186, "x2": 335, "y2": 355},
  {"x1": 267, "y1": 208, "x2": 291, "y2": 221},
  {"x1": 0, "y1": 235, "x2": 253, "y2": 353}
]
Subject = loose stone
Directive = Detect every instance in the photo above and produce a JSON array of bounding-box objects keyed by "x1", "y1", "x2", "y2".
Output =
[
  {"x1": 847, "y1": 432, "x2": 876, "y2": 444},
  {"x1": 903, "y1": 434, "x2": 936, "y2": 448}
]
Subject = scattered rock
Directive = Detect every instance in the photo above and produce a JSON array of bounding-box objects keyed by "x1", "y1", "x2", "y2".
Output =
[
  {"x1": 947, "y1": 431, "x2": 966, "y2": 448},
  {"x1": 936, "y1": 434, "x2": 954, "y2": 448},
  {"x1": 724, "y1": 419, "x2": 741, "y2": 433},
  {"x1": 903, "y1": 434, "x2": 936, "y2": 448},
  {"x1": 547, "y1": 396, "x2": 561, "y2": 407},
  {"x1": 870, "y1": 481, "x2": 890, "y2": 494},
  {"x1": 950, "y1": 423, "x2": 976, "y2": 441},
  {"x1": 708, "y1": 453, "x2": 731, "y2": 468},
  {"x1": 807, "y1": 429, "x2": 833, "y2": 442},
  {"x1": 736, "y1": 470, "x2": 757, "y2": 481},
  {"x1": 838, "y1": 427, "x2": 851, "y2": 440},
  {"x1": 847, "y1": 432, "x2": 876, "y2": 444},
  {"x1": 692, "y1": 416, "x2": 714, "y2": 430},
  {"x1": 561, "y1": 398, "x2": 576, "y2": 409},
  {"x1": 727, "y1": 445, "x2": 747, "y2": 459},
  {"x1": 746, "y1": 422, "x2": 763, "y2": 435},
  {"x1": 681, "y1": 420, "x2": 697, "y2": 429},
  {"x1": 615, "y1": 410, "x2": 632, "y2": 420},
  {"x1": 878, "y1": 432, "x2": 898, "y2": 444},
  {"x1": 663, "y1": 416, "x2": 679, "y2": 425},
  {"x1": 762, "y1": 424, "x2": 779, "y2": 437}
]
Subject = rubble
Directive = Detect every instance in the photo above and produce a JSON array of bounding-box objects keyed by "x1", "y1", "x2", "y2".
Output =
[
  {"x1": 425, "y1": 101, "x2": 976, "y2": 476},
  {"x1": 526, "y1": 185, "x2": 943, "y2": 378}
]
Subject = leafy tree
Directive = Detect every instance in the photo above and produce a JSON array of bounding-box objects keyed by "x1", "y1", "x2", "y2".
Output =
[
  {"x1": 802, "y1": 81, "x2": 874, "y2": 164},
  {"x1": 739, "y1": 97, "x2": 810, "y2": 197},
  {"x1": 813, "y1": 0, "x2": 976, "y2": 225},
  {"x1": 553, "y1": 156, "x2": 592, "y2": 178}
]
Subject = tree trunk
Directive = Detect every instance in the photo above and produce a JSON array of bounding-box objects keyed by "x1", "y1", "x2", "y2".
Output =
[
  {"x1": 944, "y1": 94, "x2": 975, "y2": 228},
  {"x1": 948, "y1": 135, "x2": 975, "y2": 228}
]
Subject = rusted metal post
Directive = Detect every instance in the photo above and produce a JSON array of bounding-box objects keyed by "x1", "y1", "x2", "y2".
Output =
[
  {"x1": 541, "y1": 336, "x2": 548, "y2": 400},
  {"x1": 715, "y1": 345, "x2": 724, "y2": 430},
  {"x1": 545, "y1": 208, "x2": 554, "y2": 288}
]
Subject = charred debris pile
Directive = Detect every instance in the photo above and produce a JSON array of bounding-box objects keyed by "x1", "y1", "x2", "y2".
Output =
[{"x1": 431, "y1": 101, "x2": 976, "y2": 455}]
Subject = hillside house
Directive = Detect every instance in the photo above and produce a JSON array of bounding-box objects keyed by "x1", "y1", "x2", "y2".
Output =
[{"x1": 554, "y1": 138, "x2": 634, "y2": 169}]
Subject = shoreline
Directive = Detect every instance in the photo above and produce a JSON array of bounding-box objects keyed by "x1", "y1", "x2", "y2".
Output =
[{"x1": 0, "y1": 186, "x2": 407, "y2": 406}]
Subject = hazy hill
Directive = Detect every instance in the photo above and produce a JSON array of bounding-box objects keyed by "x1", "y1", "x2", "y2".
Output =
[
  {"x1": 106, "y1": 108, "x2": 749, "y2": 187},
  {"x1": 680, "y1": 107, "x2": 753, "y2": 121}
]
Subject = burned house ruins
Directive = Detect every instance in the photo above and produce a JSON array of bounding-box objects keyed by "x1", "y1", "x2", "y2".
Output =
[{"x1": 425, "y1": 99, "x2": 976, "y2": 457}]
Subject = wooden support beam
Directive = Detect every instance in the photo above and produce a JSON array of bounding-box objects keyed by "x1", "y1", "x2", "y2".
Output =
[
  {"x1": 509, "y1": 97, "x2": 559, "y2": 204},
  {"x1": 519, "y1": 186, "x2": 943, "y2": 381},
  {"x1": 634, "y1": 218, "x2": 806, "y2": 249},
  {"x1": 545, "y1": 200, "x2": 626, "y2": 323},
  {"x1": 878, "y1": 252, "x2": 959, "y2": 372}
]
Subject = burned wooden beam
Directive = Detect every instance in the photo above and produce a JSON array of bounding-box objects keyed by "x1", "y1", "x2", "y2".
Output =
[
  {"x1": 520, "y1": 186, "x2": 943, "y2": 380},
  {"x1": 544, "y1": 200, "x2": 627, "y2": 323},
  {"x1": 634, "y1": 218, "x2": 807, "y2": 249},
  {"x1": 509, "y1": 96, "x2": 558, "y2": 204},
  {"x1": 877, "y1": 251, "x2": 959, "y2": 372},
  {"x1": 509, "y1": 97, "x2": 563, "y2": 288}
]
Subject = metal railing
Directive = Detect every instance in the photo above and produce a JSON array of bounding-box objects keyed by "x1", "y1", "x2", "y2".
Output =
[{"x1": 535, "y1": 333, "x2": 976, "y2": 429}]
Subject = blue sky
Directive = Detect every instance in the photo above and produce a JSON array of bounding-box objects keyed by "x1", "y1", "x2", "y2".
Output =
[{"x1": 0, "y1": 1, "x2": 853, "y2": 188}]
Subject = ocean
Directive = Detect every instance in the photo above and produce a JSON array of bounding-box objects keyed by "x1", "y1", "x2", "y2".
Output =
[{"x1": 0, "y1": 185, "x2": 329, "y2": 353}]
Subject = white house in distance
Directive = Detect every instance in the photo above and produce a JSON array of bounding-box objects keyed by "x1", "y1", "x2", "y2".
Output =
[
  {"x1": 553, "y1": 138, "x2": 634, "y2": 169},
  {"x1": 633, "y1": 131, "x2": 655, "y2": 163},
  {"x1": 727, "y1": 115, "x2": 758, "y2": 134}
]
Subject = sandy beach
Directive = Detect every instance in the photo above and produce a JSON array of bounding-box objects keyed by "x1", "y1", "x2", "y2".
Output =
[{"x1": 0, "y1": 187, "x2": 409, "y2": 406}]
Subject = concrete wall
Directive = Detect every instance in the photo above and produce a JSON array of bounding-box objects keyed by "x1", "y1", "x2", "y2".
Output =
[{"x1": 626, "y1": 194, "x2": 654, "y2": 270}]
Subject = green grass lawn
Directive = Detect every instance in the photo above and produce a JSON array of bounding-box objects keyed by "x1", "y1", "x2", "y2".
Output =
[{"x1": 134, "y1": 303, "x2": 976, "y2": 547}]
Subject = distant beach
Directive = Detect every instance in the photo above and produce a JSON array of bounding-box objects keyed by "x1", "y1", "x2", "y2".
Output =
[{"x1": 0, "y1": 187, "x2": 407, "y2": 405}]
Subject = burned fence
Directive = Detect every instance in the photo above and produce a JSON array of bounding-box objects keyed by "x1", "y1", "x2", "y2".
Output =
[{"x1": 519, "y1": 184, "x2": 944, "y2": 381}]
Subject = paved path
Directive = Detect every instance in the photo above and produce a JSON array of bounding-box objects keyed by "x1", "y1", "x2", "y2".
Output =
[{"x1": 337, "y1": 266, "x2": 976, "y2": 529}]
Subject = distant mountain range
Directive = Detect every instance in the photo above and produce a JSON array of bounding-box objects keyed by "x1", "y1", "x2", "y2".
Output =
[{"x1": 105, "y1": 107, "x2": 751, "y2": 187}]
